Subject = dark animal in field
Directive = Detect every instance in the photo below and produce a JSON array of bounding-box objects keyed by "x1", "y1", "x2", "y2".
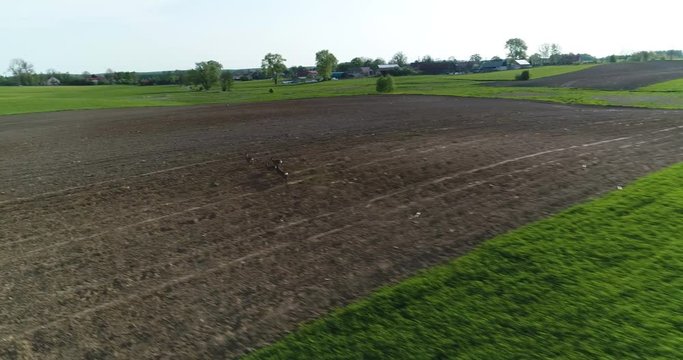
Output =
[
  {"x1": 270, "y1": 158, "x2": 283, "y2": 166},
  {"x1": 264, "y1": 158, "x2": 288, "y2": 181},
  {"x1": 274, "y1": 165, "x2": 288, "y2": 181}
]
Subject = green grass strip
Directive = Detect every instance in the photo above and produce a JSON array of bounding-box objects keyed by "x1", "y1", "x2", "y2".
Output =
[
  {"x1": 246, "y1": 163, "x2": 683, "y2": 359},
  {"x1": 453, "y1": 64, "x2": 596, "y2": 81},
  {"x1": 639, "y1": 78, "x2": 683, "y2": 92}
]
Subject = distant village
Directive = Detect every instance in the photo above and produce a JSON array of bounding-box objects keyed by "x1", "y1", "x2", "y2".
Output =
[{"x1": 3, "y1": 48, "x2": 681, "y2": 87}]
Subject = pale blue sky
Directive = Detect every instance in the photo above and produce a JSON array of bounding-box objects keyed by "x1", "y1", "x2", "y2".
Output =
[{"x1": 2, "y1": 0, "x2": 681, "y2": 74}]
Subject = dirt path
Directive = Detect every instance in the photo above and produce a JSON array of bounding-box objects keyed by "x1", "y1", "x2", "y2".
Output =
[{"x1": 1, "y1": 96, "x2": 682, "y2": 358}]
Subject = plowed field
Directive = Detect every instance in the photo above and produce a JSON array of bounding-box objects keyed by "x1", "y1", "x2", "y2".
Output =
[
  {"x1": 1, "y1": 96, "x2": 682, "y2": 358},
  {"x1": 489, "y1": 61, "x2": 683, "y2": 90}
]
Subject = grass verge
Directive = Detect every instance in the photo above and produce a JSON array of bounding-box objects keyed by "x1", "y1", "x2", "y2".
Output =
[{"x1": 246, "y1": 163, "x2": 683, "y2": 359}]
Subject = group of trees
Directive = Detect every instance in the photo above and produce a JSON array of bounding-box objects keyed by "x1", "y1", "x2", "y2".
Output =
[
  {"x1": 625, "y1": 49, "x2": 683, "y2": 62},
  {"x1": 7, "y1": 59, "x2": 34, "y2": 86},
  {"x1": 336, "y1": 57, "x2": 387, "y2": 72},
  {"x1": 5, "y1": 43, "x2": 683, "y2": 88},
  {"x1": 185, "y1": 60, "x2": 235, "y2": 91},
  {"x1": 526, "y1": 43, "x2": 595, "y2": 66},
  {"x1": 0, "y1": 59, "x2": 141, "y2": 86}
]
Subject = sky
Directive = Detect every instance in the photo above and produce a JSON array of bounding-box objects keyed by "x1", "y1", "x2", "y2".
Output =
[{"x1": 2, "y1": 0, "x2": 682, "y2": 74}]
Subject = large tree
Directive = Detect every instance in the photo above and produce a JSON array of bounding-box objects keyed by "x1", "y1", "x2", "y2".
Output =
[
  {"x1": 261, "y1": 53, "x2": 287, "y2": 84},
  {"x1": 390, "y1": 51, "x2": 408, "y2": 66},
  {"x1": 191, "y1": 60, "x2": 223, "y2": 90},
  {"x1": 538, "y1": 43, "x2": 551, "y2": 59},
  {"x1": 505, "y1": 38, "x2": 528, "y2": 59},
  {"x1": 349, "y1": 57, "x2": 369, "y2": 68},
  {"x1": 315, "y1": 50, "x2": 338, "y2": 81},
  {"x1": 469, "y1": 54, "x2": 482, "y2": 63},
  {"x1": 8, "y1": 58, "x2": 35, "y2": 85}
]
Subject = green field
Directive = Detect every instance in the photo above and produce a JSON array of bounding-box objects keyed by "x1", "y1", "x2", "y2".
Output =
[
  {"x1": 639, "y1": 78, "x2": 683, "y2": 92},
  {"x1": 246, "y1": 163, "x2": 683, "y2": 359},
  {"x1": 3, "y1": 65, "x2": 683, "y2": 116},
  {"x1": 452, "y1": 64, "x2": 596, "y2": 81}
]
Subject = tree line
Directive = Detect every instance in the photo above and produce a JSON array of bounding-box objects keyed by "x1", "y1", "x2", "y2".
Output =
[{"x1": 4, "y1": 41, "x2": 682, "y2": 87}]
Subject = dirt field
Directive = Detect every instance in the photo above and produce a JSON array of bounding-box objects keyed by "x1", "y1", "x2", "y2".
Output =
[
  {"x1": 490, "y1": 61, "x2": 683, "y2": 90},
  {"x1": 1, "y1": 96, "x2": 683, "y2": 359}
]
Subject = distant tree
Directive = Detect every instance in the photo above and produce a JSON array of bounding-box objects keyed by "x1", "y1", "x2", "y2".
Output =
[
  {"x1": 538, "y1": 43, "x2": 551, "y2": 59},
  {"x1": 420, "y1": 55, "x2": 434, "y2": 63},
  {"x1": 335, "y1": 62, "x2": 352, "y2": 72},
  {"x1": 491, "y1": 56, "x2": 502, "y2": 61},
  {"x1": 8, "y1": 58, "x2": 35, "y2": 85},
  {"x1": 412, "y1": 59, "x2": 456, "y2": 75},
  {"x1": 220, "y1": 70, "x2": 234, "y2": 91},
  {"x1": 608, "y1": 55, "x2": 617, "y2": 63},
  {"x1": 104, "y1": 68, "x2": 115, "y2": 84},
  {"x1": 390, "y1": 51, "x2": 408, "y2": 66},
  {"x1": 350, "y1": 57, "x2": 369, "y2": 68},
  {"x1": 577, "y1": 53, "x2": 597, "y2": 63},
  {"x1": 666, "y1": 49, "x2": 676, "y2": 60},
  {"x1": 0, "y1": 75, "x2": 12, "y2": 86},
  {"x1": 315, "y1": 50, "x2": 338, "y2": 81},
  {"x1": 114, "y1": 71, "x2": 137, "y2": 85},
  {"x1": 371, "y1": 58, "x2": 386, "y2": 70},
  {"x1": 550, "y1": 43, "x2": 561, "y2": 56},
  {"x1": 529, "y1": 53, "x2": 543, "y2": 66},
  {"x1": 191, "y1": 60, "x2": 223, "y2": 90},
  {"x1": 549, "y1": 53, "x2": 580, "y2": 65},
  {"x1": 287, "y1": 65, "x2": 308, "y2": 79},
  {"x1": 261, "y1": 53, "x2": 287, "y2": 84},
  {"x1": 505, "y1": 38, "x2": 528, "y2": 59},
  {"x1": 469, "y1": 54, "x2": 482, "y2": 63}
]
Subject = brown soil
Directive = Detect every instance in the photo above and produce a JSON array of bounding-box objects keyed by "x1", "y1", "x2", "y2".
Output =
[
  {"x1": 489, "y1": 61, "x2": 683, "y2": 90},
  {"x1": 1, "y1": 96, "x2": 683, "y2": 359}
]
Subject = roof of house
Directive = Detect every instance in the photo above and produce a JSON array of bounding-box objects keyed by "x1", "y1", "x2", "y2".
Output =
[
  {"x1": 377, "y1": 64, "x2": 400, "y2": 69},
  {"x1": 480, "y1": 60, "x2": 506, "y2": 68},
  {"x1": 514, "y1": 59, "x2": 531, "y2": 66}
]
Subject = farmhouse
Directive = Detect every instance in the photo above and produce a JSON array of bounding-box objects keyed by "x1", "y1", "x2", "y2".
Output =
[
  {"x1": 478, "y1": 59, "x2": 508, "y2": 72},
  {"x1": 377, "y1": 64, "x2": 400, "y2": 74},
  {"x1": 87, "y1": 74, "x2": 104, "y2": 85},
  {"x1": 510, "y1": 59, "x2": 531, "y2": 69},
  {"x1": 348, "y1": 66, "x2": 374, "y2": 77},
  {"x1": 46, "y1": 77, "x2": 61, "y2": 86}
]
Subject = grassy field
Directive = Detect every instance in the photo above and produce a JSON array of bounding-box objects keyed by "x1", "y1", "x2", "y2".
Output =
[
  {"x1": 453, "y1": 64, "x2": 596, "y2": 81},
  {"x1": 246, "y1": 163, "x2": 683, "y2": 359},
  {"x1": 639, "y1": 78, "x2": 683, "y2": 92},
  {"x1": 3, "y1": 65, "x2": 683, "y2": 116}
]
